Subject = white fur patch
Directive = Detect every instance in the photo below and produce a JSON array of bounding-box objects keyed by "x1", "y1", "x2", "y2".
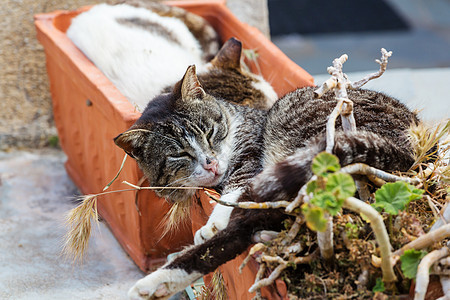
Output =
[
  {"x1": 216, "y1": 113, "x2": 241, "y2": 174},
  {"x1": 67, "y1": 4, "x2": 207, "y2": 110},
  {"x1": 128, "y1": 268, "x2": 202, "y2": 300},
  {"x1": 194, "y1": 188, "x2": 242, "y2": 245},
  {"x1": 250, "y1": 74, "x2": 278, "y2": 108}
]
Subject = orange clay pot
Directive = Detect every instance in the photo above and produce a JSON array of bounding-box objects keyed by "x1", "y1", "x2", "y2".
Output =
[{"x1": 35, "y1": 1, "x2": 314, "y2": 298}]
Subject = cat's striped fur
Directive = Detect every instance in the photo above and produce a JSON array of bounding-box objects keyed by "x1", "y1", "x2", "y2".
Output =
[{"x1": 116, "y1": 66, "x2": 418, "y2": 299}]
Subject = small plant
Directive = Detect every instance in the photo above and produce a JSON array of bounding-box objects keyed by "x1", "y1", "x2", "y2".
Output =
[
  {"x1": 47, "y1": 135, "x2": 59, "y2": 148},
  {"x1": 372, "y1": 181, "x2": 423, "y2": 215},
  {"x1": 400, "y1": 249, "x2": 427, "y2": 279},
  {"x1": 372, "y1": 277, "x2": 385, "y2": 293},
  {"x1": 302, "y1": 152, "x2": 356, "y2": 231}
]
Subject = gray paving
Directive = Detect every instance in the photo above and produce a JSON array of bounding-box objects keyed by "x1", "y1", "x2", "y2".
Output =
[{"x1": 0, "y1": 150, "x2": 143, "y2": 300}]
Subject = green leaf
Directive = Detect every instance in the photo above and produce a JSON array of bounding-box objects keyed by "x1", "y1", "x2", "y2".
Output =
[
  {"x1": 311, "y1": 152, "x2": 340, "y2": 177},
  {"x1": 372, "y1": 277, "x2": 385, "y2": 293},
  {"x1": 372, "y1": 182, "x2": 424, "y2": 215},
  {"x1": 345, "y1": 222, "x2": 359, "y2": 239},
  {"x1": 310, "y1": 191, "x2": 343, "y2": 216},
  {"x1": 326, "y1": 173, "x2": 356, "y2": 200},
  {"x1": 306, "y1": 180, "x2": 318, "y2": 194},
  {"x1": 302, "y1": 204, "x2": 328, "y2": 232},
  {"x1": 400, "y1": 249, "x2": 427, "y2": 279},
  {"x1": 243, "y1": 49, "x2": 259, "y2": 60}
]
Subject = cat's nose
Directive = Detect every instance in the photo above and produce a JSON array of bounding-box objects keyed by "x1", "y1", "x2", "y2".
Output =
[{"x1": 204, "y1": 158, "x2": 219, "y2": 175}]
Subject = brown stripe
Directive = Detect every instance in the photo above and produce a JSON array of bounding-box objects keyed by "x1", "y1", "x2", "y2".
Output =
[{"x1": 116, "y1": 17, "x2": 182, "y2": 46}]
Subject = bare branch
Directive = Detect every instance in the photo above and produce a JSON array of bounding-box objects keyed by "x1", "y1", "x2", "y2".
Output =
[
  {"x1": 282, "y1": 216, "x2": 304, "y2": 246},
  {"x1": 340, "y1": 163, "x2": 421, "y2": 185},
  {"x1": 239, "y1": 243, "x2": 266, "y2": 274},
  {"x1": 286, "y1": 177, "x2": 314, "y2": 213},
  {"x1": 248, "y1": 261, "x2": 288, "y2": 293},
  {"x1": 394, "y1": 223, "x2": 450, "y2": 257},
  {"x1": 205, "y1": 190, "x2": 290, "y2": 209},
  {"x1": 261, "y1": 255, "x2": 286, "y2": 264},
  {"x1": 415, "y1": 246, "x2": 450, "y2": 300},
  {"x1": 252, "y1": 264, "x2": 266, "y2": 300},
  {"x1": 326, "y1": 99, "x2": 345, "y2": 152},
  {"x1": 431, "y1": 201, "x2": 450, "y2": 232},
  {"x1": 293, "y1": 250, "x2": 319, "y2": 264},
  {"x1": 350, "y1": 48, "x2": 393, "y2": 89},
  {"x1": 313, "y1": 77, "x2": 337, "y2": 99}
]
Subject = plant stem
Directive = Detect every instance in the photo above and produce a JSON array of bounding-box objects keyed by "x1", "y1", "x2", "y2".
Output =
[
  {"x1": 343, "y1": 197, "x2": 397, "y2": 283},
  {"x1": 394, "y1": 223, "x2": 450, "y2": 257},
  {"x1": 415, "y1": 246, "x2": 450, "y2": 300},
  {"x1": 317, "y1": 214, "x2": 334, "y2": 260}
]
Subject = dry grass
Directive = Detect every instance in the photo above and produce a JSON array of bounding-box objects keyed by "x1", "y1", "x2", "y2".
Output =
[
  {"x1": 161, "y1": 199, "x2": 194, "y2": 238},
  {"x1": 201, "y1": 269, "x2": 227, "y2": 300},
  {"x1": 62, "y1": 194, "x2": 99, "y2": 262},
  {"x1": 161, "y1": 188, "x2": 221, "y2": 238},
  {"x1": 408, "y1": 120, "x2": 449, "y2": 170},
  {"x1": 62, "y1": 183, "x2": 213, "y2": 262}
]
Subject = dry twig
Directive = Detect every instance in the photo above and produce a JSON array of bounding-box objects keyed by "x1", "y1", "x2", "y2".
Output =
[{"x1": 350, "y1": 48, "x2": 392, "y2": 89}]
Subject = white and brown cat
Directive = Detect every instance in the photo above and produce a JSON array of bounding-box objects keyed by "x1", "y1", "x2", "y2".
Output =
[{"x1": 67, "y1": 2, "x2": 277, "y2": 110}]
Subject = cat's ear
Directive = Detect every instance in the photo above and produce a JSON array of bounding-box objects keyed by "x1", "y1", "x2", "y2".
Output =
[
  {"x1": 210, "y1": 37, "x2": 242, "y2": 70},
  {"x1": 180, "y1": 65, "x2": 206, "y2": 100},
  {"x1": 114, "y1": 129, "x2": 150, "y2": 159}
]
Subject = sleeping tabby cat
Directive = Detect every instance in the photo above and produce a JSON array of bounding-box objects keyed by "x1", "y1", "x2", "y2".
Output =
[
  {"x1": 67, "y1": 2, "x2": 276, "y2": 110},
  {"x1": 114, "y1": 65, "x2": 418, "y2": 299}
]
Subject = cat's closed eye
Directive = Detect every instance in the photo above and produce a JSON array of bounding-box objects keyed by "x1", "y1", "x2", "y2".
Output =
[
  {"x1": 169, "y1": 151, "x2": 195, "y2": 160},
  {"x1": 206, "y1": 128, "x2": 214, "y2": 140}
]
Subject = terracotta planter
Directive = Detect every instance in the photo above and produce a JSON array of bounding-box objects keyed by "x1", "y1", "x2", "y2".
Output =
[{"x1": 35, "y1": 0, "x2": 314, "y2": 298}]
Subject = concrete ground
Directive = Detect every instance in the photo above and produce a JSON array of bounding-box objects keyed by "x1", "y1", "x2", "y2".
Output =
[
  {"x1": 0, "y1": 0, "x2": 449, "y2": 299},
  {"x1": 0, "y1": 150, "x2": 143, "y2": 300}
]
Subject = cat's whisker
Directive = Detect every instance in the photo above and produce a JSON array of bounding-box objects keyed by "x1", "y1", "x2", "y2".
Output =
[
  {"x1": 163, "y1": 174, "x2": 194, "y2": 188},
  {"x1": 122, "y1": 181, "x2": 202, "y2": 191}
]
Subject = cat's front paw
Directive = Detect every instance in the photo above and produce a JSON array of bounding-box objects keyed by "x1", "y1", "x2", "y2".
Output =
[
  {"x1": 194, "y1": 221, "x2": 219, "y2": 245},
  {"x1": 194, "y1": 204, "x2": 232, "y2": 245},
  {"x1": 128, "y1": 268, "x2": 202, "y2": 300},
  {"x1": 194, "y1": 190, "x2": 242, "y2": 245},
  {"x1": 128, "y1": 279, "x2": 170, "y2": 300}
]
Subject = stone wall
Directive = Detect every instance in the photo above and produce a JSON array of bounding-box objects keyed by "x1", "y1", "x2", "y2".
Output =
[{"x1": 0, "y1": 0, "x2": 269, "y2": 150}]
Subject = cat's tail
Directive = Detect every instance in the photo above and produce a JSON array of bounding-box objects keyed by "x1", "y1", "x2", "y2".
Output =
[{"x1": 246, "y1": 130, "x2": 415, "y2": 203}]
